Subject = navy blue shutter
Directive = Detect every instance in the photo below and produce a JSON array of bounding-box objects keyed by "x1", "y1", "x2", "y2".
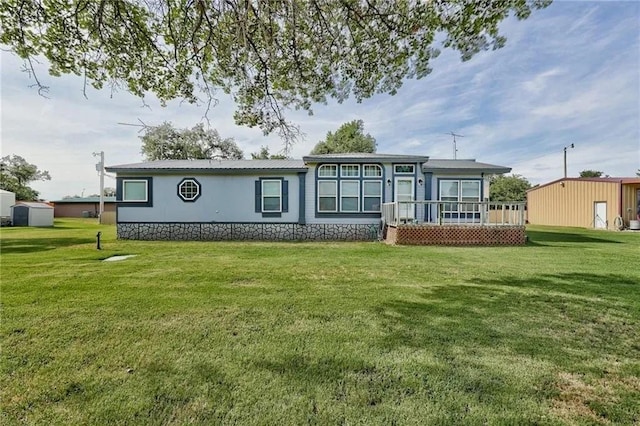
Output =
[
  {"x1": 255, "y1": 180, "x2": 261, "y2": 212},
  {"x1": 282, "y1": 180, "x2": 289, "y2": 212}
]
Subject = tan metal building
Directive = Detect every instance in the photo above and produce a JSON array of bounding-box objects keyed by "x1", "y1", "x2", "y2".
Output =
[{"x1": 526, "y1": 177, "x2": 640, "y2": 230}]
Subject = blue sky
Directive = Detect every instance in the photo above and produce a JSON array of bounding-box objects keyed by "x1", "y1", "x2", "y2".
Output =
[{"x1": 1, "y1": 1, "x2": 639, "y2": 200}]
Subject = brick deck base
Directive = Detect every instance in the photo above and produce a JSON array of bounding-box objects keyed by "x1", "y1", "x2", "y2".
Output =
[{"x1": 385, "y1": 225, "x2": 526, "y2": 246}]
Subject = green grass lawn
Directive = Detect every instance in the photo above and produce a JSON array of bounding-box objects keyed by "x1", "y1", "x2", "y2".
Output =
[{"x1": 1, "y1": 219, "x2": 639, "y2": 425}]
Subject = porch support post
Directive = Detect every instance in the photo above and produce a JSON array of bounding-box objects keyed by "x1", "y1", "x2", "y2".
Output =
[{"x1": 298, "y1": 172, "x2": 306, "y2": 225}]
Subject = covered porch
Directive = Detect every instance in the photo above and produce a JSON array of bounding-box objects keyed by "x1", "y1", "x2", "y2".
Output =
[{"x1": 381, "y1": 201, "x2": 526, "y2": 245}]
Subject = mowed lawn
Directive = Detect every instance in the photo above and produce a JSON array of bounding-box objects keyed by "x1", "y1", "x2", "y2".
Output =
[{"x1": 1, "y1": 220, "x2": 639, "y2": 425}]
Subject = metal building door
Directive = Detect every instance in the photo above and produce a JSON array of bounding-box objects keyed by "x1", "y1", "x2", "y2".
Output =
[{"x1": 594, "y1": 202, "x2": 606, "y2": 229}]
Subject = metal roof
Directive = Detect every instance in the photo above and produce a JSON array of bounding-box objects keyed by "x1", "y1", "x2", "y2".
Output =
[
  {"x1": 303, "y1": 153, "x2": 430, "y2": 163},
  {"x1": 422, "y1": 159, "x2": 511, "y2": 174},
  {"x1": 106, "y1": 159, "x2": 308, "y2": 173},
  {"x1": 52, "y1": 197, "x2": 117, "y2": 203},
  {"x1": 527, "y1": 177, "x2": 640, "y2": 192},
  {"x1": 13, "y1": 202, "x2": 53, "y2": 209}
]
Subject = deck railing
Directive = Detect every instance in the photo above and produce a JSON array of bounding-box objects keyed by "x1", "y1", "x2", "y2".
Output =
[{"x1": 381, "y1": 201, "x2": 526, "y2": 227}]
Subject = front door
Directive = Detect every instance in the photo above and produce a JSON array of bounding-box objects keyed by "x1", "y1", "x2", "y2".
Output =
[
  {"x1": 594, "y1": 202, "x2": 607, "y2": 229},
  {"x1": 395, "y1": 177, "x2": 415, "y2": 220}
]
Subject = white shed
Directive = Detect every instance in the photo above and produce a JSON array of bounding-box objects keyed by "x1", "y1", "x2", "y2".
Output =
[
  {"x1": 1, "y1": 190, "x2": 16, "y2": 218},
  {"x1": 11, "y1": 202, "x2": 54, "y2": 227}
]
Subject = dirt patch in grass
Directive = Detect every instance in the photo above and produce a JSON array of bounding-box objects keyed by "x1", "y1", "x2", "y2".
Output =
[{"x1": 552, "y1": 372, "x2": 640, "y2": 424}]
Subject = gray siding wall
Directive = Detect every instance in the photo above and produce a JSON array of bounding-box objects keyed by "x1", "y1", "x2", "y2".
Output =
[{"x1": 117, "y1": 173, "x2": 300, "y2": 223}]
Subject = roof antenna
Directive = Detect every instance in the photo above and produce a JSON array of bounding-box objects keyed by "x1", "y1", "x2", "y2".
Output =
[{"x1": 446, "y1": 131, "x2": 464, "y2": 159}]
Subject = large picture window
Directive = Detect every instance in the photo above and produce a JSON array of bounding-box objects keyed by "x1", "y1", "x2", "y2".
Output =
[
  {"x1": 318, "y1": 181, "x2": 337, "y2": 212},
  {"x1": 340, "y1": 181, "x2": 359, "y2": 212},
  {"x1": 439, "y1": 180, "x2": 481, "y2": 213},
  {"x1": 363, "y1": 181, "x2": 382, "y2": 212},
  {"x1": 123, "y1": 179, "x2": 148, "y2": 202},
  {"x1": 317, "y1": 163, "x2": 383, "y2": 214}
]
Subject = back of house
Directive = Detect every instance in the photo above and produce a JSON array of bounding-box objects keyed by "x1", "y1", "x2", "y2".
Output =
[{"x1": 105, "y1": 153, "x2": 512, "y2": 241}]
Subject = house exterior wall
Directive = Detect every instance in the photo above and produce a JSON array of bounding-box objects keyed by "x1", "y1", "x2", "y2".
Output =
[
  {"x1": 527, "y1": 180, "x2": 621, "y2": 228},
  {"x1": 117, "y1": 173, "x2": 300, "y2": 224},
  {"x1": 54, "y1": 202, "x2": 116, "y2": 217}
]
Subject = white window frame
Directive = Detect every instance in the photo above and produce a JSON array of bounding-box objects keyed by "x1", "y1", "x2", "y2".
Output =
[
  {"x1": 340, "y1": 164, "x2": 360, "y2": 178},
  {"x1": 363, "y1": 164, "x2": 382, "y2": 177},
  {"x1": 178, "y1": 179, "x2": 200, "y2": 201},
  {"x1": 318, "y1": 180, "x2": 338, "y2": 212},
  {"x1": 318, "y1": 164, "x2": 338, "y2": 177},
  {"x1": 122, "y1": 179, "x2": 148, "y2": 202},
  {"x1": 439, "y1": 179, "x2": 481, "y2": 213},
  {"x1": 261, "y1": 179, "x2": 282, "y2": 212},
  {"x1": 362, "y1": 180, "x2": 382, "y2": 212},
  {"x1": 340, "y1": 180, "x2": 360, "y2": 212},
  {"x1": 394, "y1": 164, "x2": 415, "y2": 174}
]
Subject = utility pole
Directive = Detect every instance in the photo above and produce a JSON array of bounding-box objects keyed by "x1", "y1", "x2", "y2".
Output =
[
  {"x1": 563, "y1": 143, "x2": 574, "y2": 178},
  {"x1": 93, "y1": 151, "x2": 105, "y2": 221}
]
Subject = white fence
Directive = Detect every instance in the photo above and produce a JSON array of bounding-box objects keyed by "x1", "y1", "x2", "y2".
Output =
[{"x1": 382, "y1": 201, "x2": 526, "y2": 226}]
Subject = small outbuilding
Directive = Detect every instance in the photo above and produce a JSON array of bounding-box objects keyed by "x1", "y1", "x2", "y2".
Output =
[
  {"x1": 11, "y1": 202, "x2": 55, "y2": 227},
  {"x1": 51, "y1": 196, "x2": 116, "y2": 218},
  {"x1": 527, "y1": 177, "x2": 640, "y2": 230}
]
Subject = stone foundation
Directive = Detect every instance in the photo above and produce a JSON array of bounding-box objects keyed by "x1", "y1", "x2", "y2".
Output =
[
  {"x1": 385, "y1": 224, "x2": 526, "y2": 246},
  {"x1": 117, "y1": 223, "x2": 379, "y2": 241}
]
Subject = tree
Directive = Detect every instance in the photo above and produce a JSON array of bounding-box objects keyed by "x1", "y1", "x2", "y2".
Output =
[
  {"x1": 0, "y1": 155, "x2": 51, "y2": 200},
  {"x1": 103, "y1": 187, "x2": 116, "y2": 197},
  {"x1": 579, "y1": 170, "x2": 603, "y2": 178},
  {"x1": 251, "y1": 146, "x2": 287, "y2": 160},
  {"x1": 311, "y1": 120, "x2": 376, "y2": 154},
  {"x1": 1, "y1": 1, "x2": 551, "y2": 148},
  {"x1": 140, "y1": 122, "x2": 243, "y2": 161},
  {"x1": 489, "y1": 174, "x2": 531, "y2": 202}
]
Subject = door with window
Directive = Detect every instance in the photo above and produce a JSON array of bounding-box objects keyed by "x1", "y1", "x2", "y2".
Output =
[{"x1": 395, "y1": 177, "x2": 415, "y2": 220}]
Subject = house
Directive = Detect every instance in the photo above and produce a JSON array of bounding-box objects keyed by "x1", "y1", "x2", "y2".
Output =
[
  {"x1": 11, "y1": 202, "x2": 54, "y2": 227},
  {"x1": 105, "y1": 154, "x2": 524, "y2": 244},
  {"x1": 527, "y1": 177, "x2": 640, "y2": 230},
  {"x1": 51, "y1": 196, "x2": 117, "y2": 218}
]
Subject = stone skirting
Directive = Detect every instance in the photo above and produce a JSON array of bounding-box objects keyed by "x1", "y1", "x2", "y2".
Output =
[
  {"x1": 385, "y1": 224, "x2": 526, "y2": 246},
  {"x1": 117, "y1": 223, "x2": 379, "y2": 241}
]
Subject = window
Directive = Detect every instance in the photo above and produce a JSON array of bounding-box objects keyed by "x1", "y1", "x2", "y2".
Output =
[
  {"x1": 316, "y1": 163, "x2": 384, "y2": 215},
  {"x1": 363, "y1": 181, "x2": 382, "y2": 212},
  {"x1": 262, "y1": 180, "x2": 282, "y2": 212},
  {"x1": 363, "y1": 164, "x2": 382, "y2": 177},
  {"x1": 318, "y1": 181, "x2": 337, "y2": 212},
  {"x1": 340, "y1": 181, "x2": 359, "y2": 212},
  {"x1": 178, "y1": 178, "x2": 201, "y2": 202},
  {"x1": 255, "y1": 178, "x2": 288, "y2": 216},
  {"x1": 439, "y1": 180, "x2": 481, "y2": 213},
  {"x1": 123, "y1": 180, "x2": 148, "y2": 202},
  {"x1": 461, "y1": 180, "x2": 481, "y2": 212},
  {"x1": 318, "y1": 164, "x2": 337, "y2": 177},
  {"x1": 440, "y1": 180, "x2": 459, "y2": 212},
  {"x1": 340, "y1": 164, "x2": 360, "y2": 177},
  {"x1": 394, "y1": 164, "x2": 415, "y2": 174}
]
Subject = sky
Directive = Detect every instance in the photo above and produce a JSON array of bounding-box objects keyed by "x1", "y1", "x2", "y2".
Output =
[{"x1": 1, "y1": 1, "x2": 639, "y2": 201}]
